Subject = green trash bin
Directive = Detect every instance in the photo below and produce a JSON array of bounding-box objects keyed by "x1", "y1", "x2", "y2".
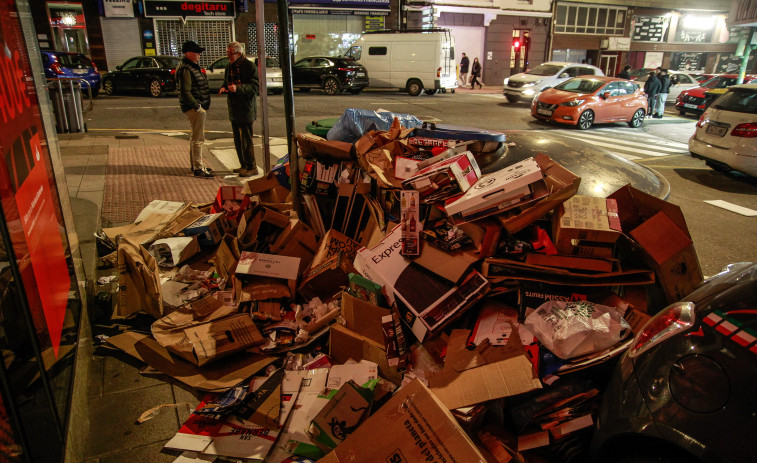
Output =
[{"x1": 305, "y1": 117, "x2": 339, "y2": 137}]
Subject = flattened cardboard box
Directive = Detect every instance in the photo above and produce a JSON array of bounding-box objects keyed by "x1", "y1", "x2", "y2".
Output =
[
  {"x1": 429, "y1": 329, "x2": 542, "y2": 410},
  {"x1": 329, "y1": 324, "x2": 403, "y2": 386},
  {"x1": 317, "y1": 378, "x2": 487, "y2": 463},
  {"x1": 269, "y1": 219, "x2": 319, "y2": 276},
  {"x1": 298, "y1": 230, "x2": 362, "y2": 301},
  {"x1": 117, "y1": 237, "x2": 163, "y2": 318}
]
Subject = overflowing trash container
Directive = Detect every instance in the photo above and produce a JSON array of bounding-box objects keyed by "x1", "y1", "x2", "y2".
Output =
[{"x1": 48, "y1": 78, "x2": 87, "y2": 133}]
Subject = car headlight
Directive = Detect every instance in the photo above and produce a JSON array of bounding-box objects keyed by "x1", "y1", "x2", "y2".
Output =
[
  {"x1": 522, "y1": 82, "x2": 536, "y2": 87},
  {"x1": 560, "y1": 99, "x2": 585, "y2": 107}
]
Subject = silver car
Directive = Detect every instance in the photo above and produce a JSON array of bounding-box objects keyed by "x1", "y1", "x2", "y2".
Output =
[
  {"x1": 633, "y1": 70, "x2": 701, "y2": 103},
  {"x1": 503, "y1": 61, "x2": 604, "y2": 103},
  {"x1": 206, "y1": 55, "x2": 284, "y2": 94}
]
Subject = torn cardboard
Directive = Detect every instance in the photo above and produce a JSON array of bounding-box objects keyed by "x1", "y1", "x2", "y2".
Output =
[{"x1": 117, "y1": 237, "x2": 163, "y2": 318}]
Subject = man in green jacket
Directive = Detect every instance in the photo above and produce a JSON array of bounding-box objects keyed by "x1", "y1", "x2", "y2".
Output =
[
  {"x1": 176, "y1": 40, "x2": 213, "y2": 178},
  {"x1": 220, "y1": 41, "x2": 259, "y2": 177}
]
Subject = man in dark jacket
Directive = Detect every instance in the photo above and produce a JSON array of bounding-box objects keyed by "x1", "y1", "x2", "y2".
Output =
[
  {"x1": 655, "y1": 68, "x2": 671, "y2": 118},
  {"x1": 459, "y1": 53, "x2": 470, "y2": 86},
  {"x1": 618, "y1": 65, "x2": 631, "y2": 79},
  {"x1": 220, "y1": 41, "x2": 259, "y2": 177},
  {"x1": 176, "y1": 40, "x2": 213, "y2": 177},
  {"x1": 643, "y1": 70, "x2": 661, "y2": 118}
]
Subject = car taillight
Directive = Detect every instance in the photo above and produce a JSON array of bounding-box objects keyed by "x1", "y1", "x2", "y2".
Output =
[
  {"x1": 696, "y1": 115, "x2": 707, "y2": 128},
  {"x1": 437, "y1": 67, "x2": 441, "y2": 78},
  {"x1": 91, "y1": 61, "x2": 98, "y2": 73},
  {"x1": 628, "y1": 302, "x2": 696, "y2": 359},
  {"x1": 51, "y1": 58, "x2": 64, "y2": 75},
  {"x1": 338, "y1": 67, "x2": 353, "y2": 72},
  {"x1": 731, "y1": 122, "x2": 757, "y2": 137},
  {"x1": 171, "y1": 69, "x2": 176, "y2": 76}
]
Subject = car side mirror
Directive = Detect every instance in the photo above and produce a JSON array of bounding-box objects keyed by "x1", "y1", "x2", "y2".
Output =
[
  {"x1": 559, "y1": 73, "x2": 569, "y2": 78},
  {"x1": 116, "y1": 65, "x2": 122, "y2": 71}
]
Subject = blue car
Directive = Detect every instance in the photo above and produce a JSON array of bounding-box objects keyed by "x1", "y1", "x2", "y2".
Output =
[{"x1": 41, "y1": 50, "x2": 101, "y2": 97}]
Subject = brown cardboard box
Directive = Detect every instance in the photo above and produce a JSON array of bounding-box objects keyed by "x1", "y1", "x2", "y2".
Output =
[
  {"x1": 524, "y1": 253, "x2": 617, "y2": 274},
  {"x1": 608, "y1": 185, "x2": 704, "y2": 303},
  {"x1": 411, "y1": 237, "x2": 481, "y2": 284},
  {"x1": 428, "y1": 329, "x2": 542, "y2": 410},
  {"x1": 298, "y1": 230, "x2": 362, "y2": 301},
  {"x1": 212, "y1": 235, "x2": 241, "y2": 281},
  {"x1": 497, "y1": 153, "x2": 581, "y2": 235},
  {"x1": 117, "y1": 237, "x2": 163, "y2": 318},
  {"x1": 553, "y1": 195, "x2": 621, "y2": 255},
  {"x1": 341, "y1": 292, "x2": 390, "y2": 345},
  {"x1": 270, "y1": 219, "x2": 319, "y2": 276},
  {"x1": 236, "y1": 207, "x2": 291, "y2": 251},
  {"x1": 307, "y1": 380, "x2": 373, "y2": 452},
  {"x1": 317, "y1": 378, "x2": 487, "y2": 463},
  {"x1": 329, "y1": 324, "x2": 403, "y2": 385}
]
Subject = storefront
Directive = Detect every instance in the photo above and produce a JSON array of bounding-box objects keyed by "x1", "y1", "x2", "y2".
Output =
[
  {"x1": 288, "y1": 0, "x2": 391, "y2": 59},
  {"x1": 0, "y1": 0, "x2": 86, "y2": 460},
  {"x1": 143, "y1": 0, "x2": 236, "y2": 67}
]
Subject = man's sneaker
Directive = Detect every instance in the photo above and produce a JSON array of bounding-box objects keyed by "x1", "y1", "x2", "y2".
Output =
[{"x1": 193, "y1": 168, "x2": 214, "y2": 178}]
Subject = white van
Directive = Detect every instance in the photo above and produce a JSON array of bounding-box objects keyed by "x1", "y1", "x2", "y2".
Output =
[
  {"x1": 503, "y1": 61, "x2": 604, "y2": 103},
  {"x1": 345, "y1": 29, "x2": 457, "y2": 96}
]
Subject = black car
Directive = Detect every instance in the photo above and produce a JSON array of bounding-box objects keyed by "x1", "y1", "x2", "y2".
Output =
[
  {"x1": 593, "y1": 262, "x2": 757, "y2": 463},
  {"x1": 102, "y1": 55, "x2": 182, "y2": 97},
  {"x1": 292, "y1": 56, "x2": 368, "y2": 95}
]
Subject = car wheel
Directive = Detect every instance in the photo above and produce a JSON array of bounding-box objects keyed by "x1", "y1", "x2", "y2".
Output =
[
  {"x1": 628, "y1": 109, "x2": 645, "y2": 128},
  {"x1": 425, "y1": 89, "x2": 439, "y2": 96},
  {"x1": 323, "y1": 77, "x2": 341, "y2": 95},
  {"x1": 451, "y1": 89, "x2": 455, "y2": 94},
  {"x1": 407, "y1": 79, "x2": 423, "y2": 97},
  {"x1": 577, "y1": 110, "x2": 594, "y2": 130},
  {"x1": 678, "y1": 109, "x2": 686, "y2": 116},
  {"x1": 348, "y1": 89, "x2": 363, "y2": 95},
  {"x1": 103, "y1": 78, "x2": 114, "y2": 96},
  {"x1": 149, "y1": 79, "x2": 162, "y2": 97},
  {"x1": 506, "y1": 94, "x2": 519, "y2": 103}
]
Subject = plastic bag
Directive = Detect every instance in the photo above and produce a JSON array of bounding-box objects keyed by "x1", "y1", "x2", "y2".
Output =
[
  {"x1": 524, "y1": 300, "x2": 630, "y2": 360},
  {"x1": 327, "y1": 108, "x2": 424, "y2": 143}
]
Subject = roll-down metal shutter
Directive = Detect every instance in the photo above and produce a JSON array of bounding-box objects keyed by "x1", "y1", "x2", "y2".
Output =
[{"x1": 101, "y1": 18, "x2": 143, "y2": 71}]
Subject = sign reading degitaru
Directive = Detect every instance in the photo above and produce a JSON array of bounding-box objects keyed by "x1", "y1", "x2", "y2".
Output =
[{"x1": 143, "y1": 0, "x2": 235, "y2": 18}]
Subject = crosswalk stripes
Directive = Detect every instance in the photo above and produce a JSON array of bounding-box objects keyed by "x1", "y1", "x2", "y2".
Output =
[{"x1": 548, "y1": 127, "x2": 691, "y2": 161}]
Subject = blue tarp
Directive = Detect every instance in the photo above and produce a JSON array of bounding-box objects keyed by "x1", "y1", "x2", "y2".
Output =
[{"x1": 326, "y1": 108, "x2": 424, "y2": 143}]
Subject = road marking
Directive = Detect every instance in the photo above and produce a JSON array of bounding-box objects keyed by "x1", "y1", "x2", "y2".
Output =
[
  {"x1": 704, "y1": 200, "x2": 757, "y2": 216},
  {"x1": 560, "y1": 132, "x2": 688, "y2": 156},
  {"x1": 102, "y1": 106, "x2": 177, "y2": 109}
]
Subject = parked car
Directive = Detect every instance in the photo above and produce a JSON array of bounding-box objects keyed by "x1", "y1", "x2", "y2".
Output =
[
  {"x1": 626, "y1": 67, "x2": 656, "y2": 80},
  {"x1": 693, "y1": 73, "x2": 717, "y2": 83},
  {"x1": 292, "y1": 56, "x2": 368, "y2": 95},
  {"x1": 689, "y1": 83, "x2": 757, "y2": 177},
  {"x1": 593, "y1": 261, "x2": 757, "y2": 463},
  {"x1": 633, "y1": 71, "x2": 701, "y2": 103},
  {"x1": 41, "y1": 50, "x2": 101, "y2": 97},
  {"x1": 531, "y1": 76, "x2": 647, "y2": 130},
  {"x1": 206, "y1": 55, "x2": 284, "y2": 94},
  {"x1": 102, "y1": 55, "x2": 183, "y2": 97},
  {"x1": 676, "y1": 73, "x2": 757, "y2": 116},
  {"x1": 504, "y1": 61, "x2": 604, "y2": 103}
]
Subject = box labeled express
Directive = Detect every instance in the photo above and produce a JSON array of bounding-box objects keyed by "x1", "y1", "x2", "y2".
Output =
[{"x1": 354, "y1": 225, "x2": 489, "y2": 342}]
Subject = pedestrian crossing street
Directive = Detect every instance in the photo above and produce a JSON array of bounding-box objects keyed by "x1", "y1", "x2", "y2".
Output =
[{"x1": 546, "y1": 127, "x2": 691, "y2": 161}]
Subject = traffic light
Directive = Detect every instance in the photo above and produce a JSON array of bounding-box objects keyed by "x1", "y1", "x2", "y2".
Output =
[{"x1": 513, "y1": 38, "x2": 521, "y2": 52}]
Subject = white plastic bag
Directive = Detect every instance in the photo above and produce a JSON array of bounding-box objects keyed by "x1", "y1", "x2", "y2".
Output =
[{"x1": 524, "y1": 300, "x2": 630, "y2": 360}]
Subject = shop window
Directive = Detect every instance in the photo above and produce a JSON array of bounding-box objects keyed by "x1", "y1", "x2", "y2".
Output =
[{"x1": 555, "y1": 2, "x2": 626, "y2": 36}]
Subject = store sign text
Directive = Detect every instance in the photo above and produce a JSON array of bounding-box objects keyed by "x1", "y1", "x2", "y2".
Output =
[
  {"x1": 143, "y1": 0, "x2": 235, "y2": 18},
  {"x1": 0, "y1": 44, "x2": 33, "y2": 124}
]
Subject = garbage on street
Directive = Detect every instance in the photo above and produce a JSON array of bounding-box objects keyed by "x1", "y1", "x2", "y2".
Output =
[{"x1": 94, "y1": 108, "x2": 706, "y2": 463}]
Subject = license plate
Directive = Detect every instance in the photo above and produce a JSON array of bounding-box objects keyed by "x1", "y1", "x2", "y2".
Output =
[
  {"x1": 684, "y1": 103, "x2": 698, "y2": 109},
  {"x1": 706, "y1": 124, "x2": 728, "y2": 137},
  {"x1": 537, "y1": 108, "x2": 553, "y2": 116},
  {"x1": 73, "y1": 69, "x2": 88, "y2": 74},
  {"x1": 357, "y1": 72, "x2": 366, "y2": 77}
]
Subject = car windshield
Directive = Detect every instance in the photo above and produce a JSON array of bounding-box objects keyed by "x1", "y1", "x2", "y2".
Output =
[
  {"x1": 157, "y1": 57, "x2": 181, "y2": 68},
  {"x1": 702, "y1": 76, "x2": 740, "y2": 89},
  {"x1": 526, "y1": 64, "x2": 564, "y2": 76},
  {"x1": 711, "y1": 88, "x2": 757, "y2": 114},
  {"x1": 554, "y1": 78, "x2": 605, "y2": 93},
  {"x1": 57, "y1": 53, "x2": 93, "y2": 67}
]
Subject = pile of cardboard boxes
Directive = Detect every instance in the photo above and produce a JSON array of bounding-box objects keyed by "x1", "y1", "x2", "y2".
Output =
[{"x1": 100, "y1": 116, "x2": 704, "y2": 462}]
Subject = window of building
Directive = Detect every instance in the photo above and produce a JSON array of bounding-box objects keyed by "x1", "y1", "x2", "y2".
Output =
[{"x1": 555, "y1": 2, "x2": 626, "y2": 36}]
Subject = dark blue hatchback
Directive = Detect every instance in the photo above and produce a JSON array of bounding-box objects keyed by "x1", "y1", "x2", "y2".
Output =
[{"x1": 41, "y1": 51, "x2": 101, "y2": 97}]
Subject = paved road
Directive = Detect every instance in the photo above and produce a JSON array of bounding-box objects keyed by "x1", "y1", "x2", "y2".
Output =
[{"x1": 82, "y1": 93, "x2": 757, "y2": 276}]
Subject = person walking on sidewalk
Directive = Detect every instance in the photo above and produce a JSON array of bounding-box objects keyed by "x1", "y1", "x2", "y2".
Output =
[
  {"x1": 220, "y1": 41, "x2": 259, "y2": 177},
  {"x1": 459, "y1": 53, "x2": 469, "y2": 86},
  {"x1": 655, "y1": 68, "x2": 670, "y2": 119},
  {"x1": 643, "y1": 70, "x2": 661, "y2": 118},
  {"x1": 176, "y1": 40, "x2": 213, "y2": 178},
  {"x1": 618, "y1": 65, "x2": 631, "y2": 79},
  {"x1": 470, "y1": 57, "x2": 482, "y2": 89}
]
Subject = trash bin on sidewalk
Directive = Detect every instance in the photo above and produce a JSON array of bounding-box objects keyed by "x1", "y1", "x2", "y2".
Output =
[{"x1": 48, "y1": 78, "x2": 86, "y2": 133}]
